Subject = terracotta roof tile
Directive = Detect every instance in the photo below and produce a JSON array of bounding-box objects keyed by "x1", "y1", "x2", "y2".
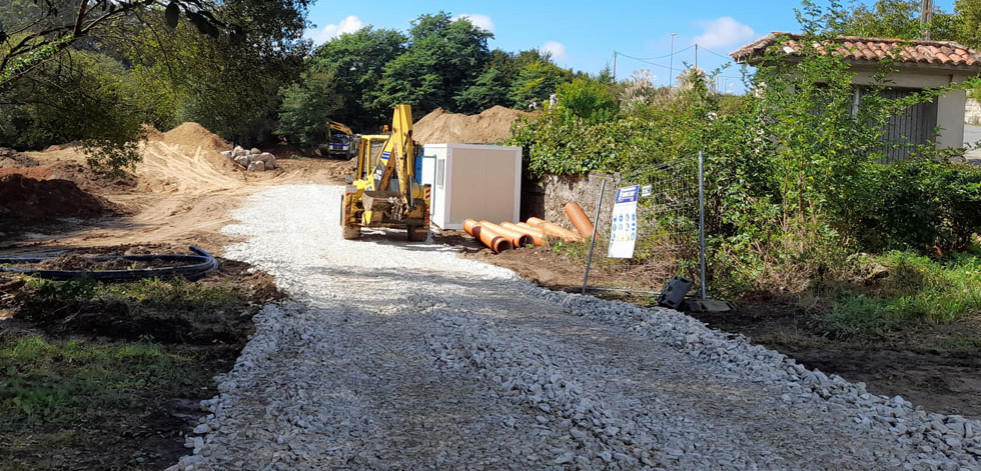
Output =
[{"x1": 730, "y1": 33, "x2": 981, "y2": 69}]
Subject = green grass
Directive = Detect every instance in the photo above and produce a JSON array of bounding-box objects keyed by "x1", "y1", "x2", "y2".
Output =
[
  {"x1": 25, "y1": 277, "x2": 246, "y2": 311},
  {"x1": 0, "y1": 336, "x2": 195, "y2": 426},
  {"x1": 815, "y1": 251, "x2": 981, "y2": 338}
]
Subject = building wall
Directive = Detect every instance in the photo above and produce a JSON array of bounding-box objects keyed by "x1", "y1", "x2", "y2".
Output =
[{"x1": 851, "y1": 67, "x2": 969, "y2": 149}]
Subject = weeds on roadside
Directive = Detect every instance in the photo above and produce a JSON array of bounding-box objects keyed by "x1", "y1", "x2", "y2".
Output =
[
  {"x1": 24, "y1": 277, "x2": 246, "y2": 312},
  {"x1": 815, "y1": 251, "x2": 981, "y2": 338},
  {"x1": 0, "y1": 336, "x2": 196, "y2": 426}
]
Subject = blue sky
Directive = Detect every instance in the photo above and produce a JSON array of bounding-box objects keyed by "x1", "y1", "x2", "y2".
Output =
[{"x1": 304, "y1": 0, "x2": 956, "y2": 93}]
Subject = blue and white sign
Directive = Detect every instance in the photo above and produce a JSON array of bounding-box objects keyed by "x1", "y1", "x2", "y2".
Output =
[{"x1": 608, "y1": 185, "x2": 640, "y2": 259}]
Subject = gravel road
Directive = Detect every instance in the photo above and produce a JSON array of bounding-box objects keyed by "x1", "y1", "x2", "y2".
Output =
[{"x1": 169, "y1": 184, "x2": 981, "y2": 470}]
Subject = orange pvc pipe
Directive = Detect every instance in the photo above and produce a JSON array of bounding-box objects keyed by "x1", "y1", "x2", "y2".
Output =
[
  {"x1": 476, "y1": 224, "x2": 513, "y2": 253},
  {"x1": 526, "y1": 217, "x2": 583, "y2": 242},
  {"x1": 479, "y1": 220, "x2": 534, "y2": 248},
  {"x1": 564, "y1": 202, "x2": 595, "y2": 238},
  {"x1": 516, "y1": 222, "x2": 550, "y2": 240},
  {"x1": 501, "y1": 222, "x2": 545, "y2": 246},
  {"x1": 464, "y1": 218, "x2": 482, "y2": 237},
  {"x1": 464, "y1": 218, "x2": 511, "y2": 253}
]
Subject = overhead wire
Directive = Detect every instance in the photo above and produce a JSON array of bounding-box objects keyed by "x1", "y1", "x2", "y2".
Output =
[{"x1": 615, "y1": 43, "x2": 751, "y2": 91}]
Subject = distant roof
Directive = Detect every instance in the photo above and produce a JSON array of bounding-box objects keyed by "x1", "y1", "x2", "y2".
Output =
[{"x1": 730, "y1": 32, "x2": 981, "y2": 70}]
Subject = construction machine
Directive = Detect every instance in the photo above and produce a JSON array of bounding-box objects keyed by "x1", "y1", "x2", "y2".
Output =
[
  {"x1": 340, "y1": 104, "x2": 431, "y2": 241},
  {"x1": 323, "y1": 119, "x2": 358, "y2": 159}
]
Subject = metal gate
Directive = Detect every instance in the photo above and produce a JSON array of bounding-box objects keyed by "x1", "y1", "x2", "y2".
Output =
[{"x1": 871, "y1": 88, "x2": 938, "y2": 162}]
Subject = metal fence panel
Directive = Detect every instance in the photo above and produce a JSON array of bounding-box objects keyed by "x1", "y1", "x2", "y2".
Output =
[{"x1": 582, "y1": 154, "x2": 705, "y2": 298}]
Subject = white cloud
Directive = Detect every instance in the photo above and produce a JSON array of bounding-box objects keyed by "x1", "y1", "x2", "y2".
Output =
[
  {"x1": 454, "y1": 14, "x2": 494, "y2": 33},
  {"x1": 692, "y1": 17, "x2": 754, "y2": 49},
  {"x1": 311, "y1": 15, "x2": 364, "y2": 44},
  {"x1": 540, "y1": 41, "x2": 567, "y2": 61}
]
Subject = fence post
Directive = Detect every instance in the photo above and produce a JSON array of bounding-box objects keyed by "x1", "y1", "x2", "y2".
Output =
[
  {"x1": 698, "y1": 151, "x2": 707, "y2": 300},
  {"x1": 581, "y1": 179, "x2": 606, "y2": 294}
]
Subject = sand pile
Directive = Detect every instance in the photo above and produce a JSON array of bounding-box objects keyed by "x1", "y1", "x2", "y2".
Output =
[
  {"x1": 413, "y1": 106, "x2": 533, "y2": 145},
  {"x1": 142, "y1": 124, "x2": 165, "y2": 141},
  {"x1": 161, "y1": 122, "x2": 230, "y2": 152}
]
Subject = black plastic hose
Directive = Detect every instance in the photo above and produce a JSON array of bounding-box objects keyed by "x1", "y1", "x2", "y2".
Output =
[{"x1": 0, "y1": 246, "x2": 218, "y2": 281}]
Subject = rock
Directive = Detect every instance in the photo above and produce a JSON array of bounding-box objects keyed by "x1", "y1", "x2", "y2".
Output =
[
  {"x1": 554, "y1": 452, "x2": 575, "y2": 464},
  {"x1": 233, "y1": 156, "x2": 250, "y2": 168},
  {"x1": 193, "y1": 424, "x2": 210, "y2": 434},
  {"x1": 256, "y1": 152, "x2": 277, "y2": 169},
  {"x1": 247, "y1": 161, "x2": 265, "y2": 172},
  {"x1": 250, "y1": 148, "x2": 261, "y2": 155}
]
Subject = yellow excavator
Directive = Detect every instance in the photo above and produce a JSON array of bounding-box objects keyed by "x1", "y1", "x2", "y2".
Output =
[
  {"x1": 324, "y1": 119, "x2": 357, "y2": 159},
  {"x1": 340, "y1": 104, "x2": 430, "y2": 241}
]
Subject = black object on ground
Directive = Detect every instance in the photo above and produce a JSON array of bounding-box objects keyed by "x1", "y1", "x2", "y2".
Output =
[{"x1": 0, "y1": 246, "x2": 218, "y2": 281}]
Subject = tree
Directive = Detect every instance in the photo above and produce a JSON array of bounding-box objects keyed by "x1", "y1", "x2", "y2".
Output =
[
  {"x1": 555, "y1": 77, "x2": 618, "y2": 123},
  {"x1": 313, "y1": 27, "x2": 406, "y2": 129},
  {"x1": 955, "y1": 0, "x2": 981, "y2": 49},
  {"x1": 454, "y1": 68, "x2": 511, "y2": 113},
  {"x1": 0, "y1": 0, "x2": 230, "y2": 90},
  {"x1": 829, "y1": 0, "x2": 956, "y2": 40},
  {"x1": 0, "y1": 49, "x2": 147, "y2": 174},
  {"x1": 508, "y1": 53, "x2": 574, "y2": 109},
  {"x1": 277, "y1": 68, "x2": 343, "y2": 146},
  {"x1": 370, "y1": 12, "x2": 492, "y2": 118}
]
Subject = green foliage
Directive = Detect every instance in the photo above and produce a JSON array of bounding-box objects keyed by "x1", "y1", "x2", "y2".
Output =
[
  {"x1": 0, "y1": 336, "x2": 184, "y2": 425},
  {"x1": 556, "y1": 78, "x2": 618, "y2": 123},
  {"x1": 276, "y1": 68, "x2": 343, "y2": 146},
  {"x1": 956, "y1": 0, "x2": 981, "y2": 48},
  {"x1": 512, "y1": 2, "x2": 981, "y2": 300},
  {"x1": 508, "y1": 58, "x2": 574, "y2": 108},
  {"x1": 816, "y1": 251, "x2": 981, "y2": 337},
  {"x1": 285, "y1": 27, "x2": 407, "y2": 132},
  {"x1": 455, "y1": 68, "x2": 511, "y2": 114},
  {"x1": 370, "y1": 12, "x2": 492, "y2": 118},
  {"x1": 843, "y1": 159, "x2": 981, "y2": 252},
  {"x1": 0, "y1": 50, "x2": 147, "y2": 172},
  {"x1": 828, "y1": 0, "x2": 957, "y2": 40}
]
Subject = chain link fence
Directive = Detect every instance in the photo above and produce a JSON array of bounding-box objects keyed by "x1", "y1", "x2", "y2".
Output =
[{"x1": 581, "y1": 153, "x2": 706, "y2": 298}]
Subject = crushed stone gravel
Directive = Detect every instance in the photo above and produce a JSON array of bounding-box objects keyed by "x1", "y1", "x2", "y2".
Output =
[{"x1": 168, "y1": 184, "x2": 981, "y2": 470}]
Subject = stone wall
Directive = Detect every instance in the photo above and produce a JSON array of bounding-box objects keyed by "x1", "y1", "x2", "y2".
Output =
[
  {"x1": 967, "y1": 98, "x2": 981, "y2": 125},
  {"x1": 522, "y1": 172, "x2": 623, "y2": 233}
]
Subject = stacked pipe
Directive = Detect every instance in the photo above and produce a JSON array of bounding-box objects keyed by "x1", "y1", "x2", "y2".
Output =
[
  {"x1": 464, "y1": 219, "x2": 512, "y2": 253},
  {"x1": 464, "y1": 204, "x2": 595, "y2": 252}
]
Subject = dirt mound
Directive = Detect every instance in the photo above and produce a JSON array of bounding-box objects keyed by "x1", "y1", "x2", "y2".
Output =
[
  {"x1": 0, "y1": 148, "x2": 38, "y2": 168},
  {"x1": 413, "y1": 106, "x2": 533, "y2": 145},
  {"x1": 50, "y1": 162, "x2": 138, "y2": 192},
  {"x1": 143, "y1": 124, "x2": 165, "y2": 141},
  {"x1": 0, "y1": 167, "x2": 53, "y2": 180},
  {"x1": 0, "y1": 174, "x2": 118, "y2": 219},
  {"x1": 161, "y1": 122, "x2": 230, "y2": 152}
]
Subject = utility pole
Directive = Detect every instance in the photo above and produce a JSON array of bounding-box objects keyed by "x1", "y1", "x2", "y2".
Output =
[
  {"x1": 694, "y1": 43, "x2": 699, "y2": 71},
  {"x1": 612, "y1": 51, "x2": 617, "y2": 81},
  {"x1": 669, "y1": 32, "x2": 677, "y2": 88},
  {"x1": 920, "y1": 0, "x2": 934, "y2": 40}
]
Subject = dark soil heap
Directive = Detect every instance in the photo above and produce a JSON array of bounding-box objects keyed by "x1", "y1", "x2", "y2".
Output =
[{"x1": 0, "y1": 173, "x2": 117, "y2": 219}]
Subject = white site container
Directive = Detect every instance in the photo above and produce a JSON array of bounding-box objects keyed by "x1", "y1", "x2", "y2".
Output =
[{"x1": 423, "y1": 143, "x2": 522, "y2": 230}]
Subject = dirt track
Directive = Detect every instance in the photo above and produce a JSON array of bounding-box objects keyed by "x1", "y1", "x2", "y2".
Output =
[{"x1": 1, "y1": 132, "x2": 353, "y2": 253}]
